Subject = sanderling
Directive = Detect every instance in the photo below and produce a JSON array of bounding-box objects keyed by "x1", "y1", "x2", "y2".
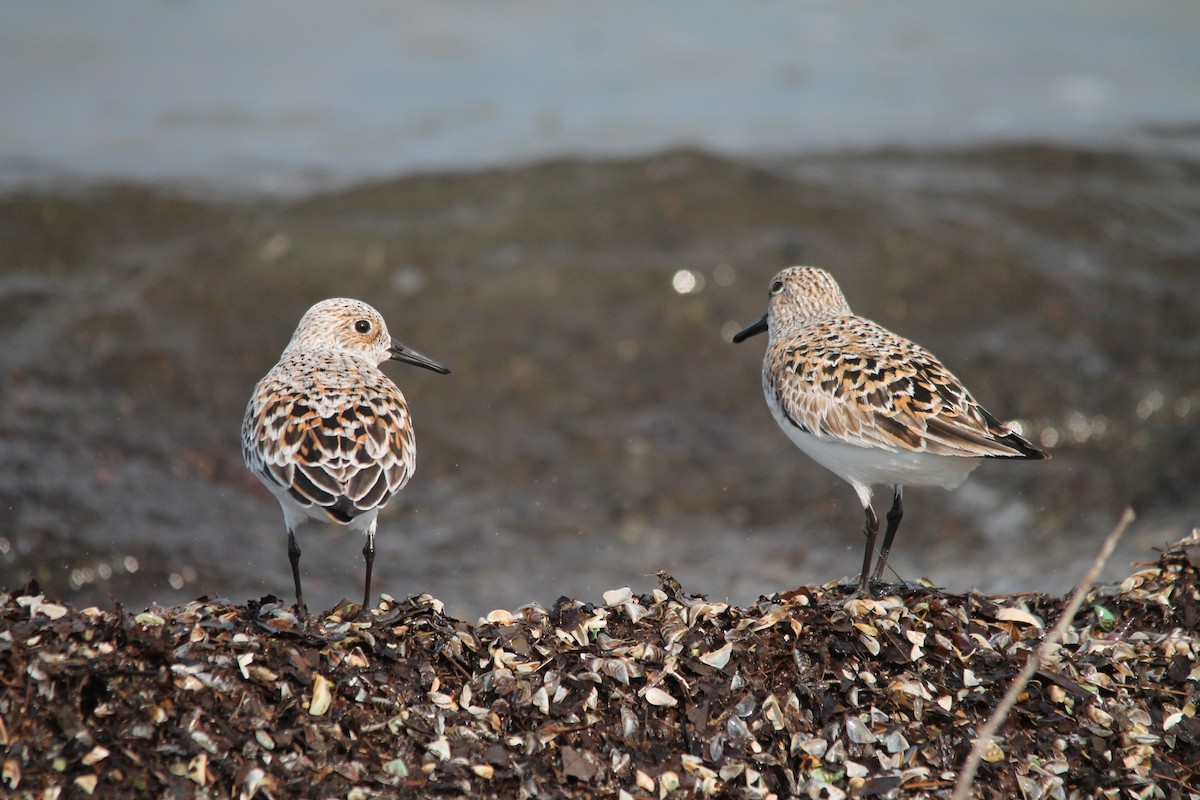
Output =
[
  {"x1": 242, "y1": 298, "x2": 450, "y2": 617},
  {"x1": 734, "y1": 266, "x2": 1047, "y2": 597}
]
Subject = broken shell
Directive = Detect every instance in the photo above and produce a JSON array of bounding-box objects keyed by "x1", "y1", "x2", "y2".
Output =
[
  {"x1": 980, "y1": 739, "x2": 1006, "y2": 762},
  {"x1": 484, "y1": 609, "x2": 516, "y2": 625},
  {"x1": 994, "y1": 607, "x2": 1044, "y2": 628},
  {"x1": 636, "y1": 770, "x2": 655, "y2": 792},
  {"x1": 242, "y1": 767, "x2": 269, "y2": 796},
  {"x1": 844, "y1": 715, "x2": 877, "y2": 744},
  {"x1": 762, "y1": 694, "x2": 786, "y2": 731},
  {"x1": 603, "y1": 587, "x2": 634, "y2": 606},
  {"x1": 842, "y1": 598, "x2": 877, "y2": 617},
  {"x1": 621, "y1": 707, "x2": 639, "y2": 738},
  {"x1": 698, "y1": 641, "x2": 733, "y2": 670},
  {"x1": 1086, "y1": 706, "x2": 1115, "y2": 728},
  {"x1": 682, "y1": 600, "x2": 728, "y2": 626},
  {"x1": 427, "y1": 737, "x2": 451, "y2": 761},
  {"x1": 644, "y1": 686, "x2": 678, "y2": 707},
  {"x1": 888, "y1": 677, "x2": 933, "y2": 700},
  {"x1": 308, "y1": 673, "x2": 333, "y2": 716},
  {"x1": 532, "y1": 686, "x2": 550, "y2": 715},
  {"x1": 660, "y1": 616, "x2": 689, "y2": 649},
  {"x1": 599, "y1": 657, "x2": 631, "y2": 685},
  {"x1": 1163, "y1": 707, "x2": 1184, "y2": 731},
  {"x1": 428, "y1": 691, "x2": 458, "y2": 710},
  {"x1": 190, "y1": 730, "x2": 219, "y2": 754},
  {"x1": 18, "y1": 595, "x2": 69, "y2": 621},
  {"x1": 749, "y1": 606, "x2": 789, "y2": 631},
  {"x1": 623, "y1": 602, "x2": 649, "y2": 624},
  {"x1": 81, "y1": 745, "x2": 109, "y2": 766},
  {"x1": 858, "y1": 632, "x2": 881, "y2": 656},
  {"x1": 186, "y1": 753, "x2": 208, "y2": 786}
]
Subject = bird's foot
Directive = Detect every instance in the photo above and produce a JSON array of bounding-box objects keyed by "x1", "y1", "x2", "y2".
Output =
[{"x1": 852, "y1": 582, "x2": 878, "y2": 600}]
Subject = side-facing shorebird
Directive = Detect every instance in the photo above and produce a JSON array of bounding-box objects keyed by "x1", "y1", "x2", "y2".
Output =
[{"x1": 734, "y1": 267, "x2": 1047, "y2": 597}]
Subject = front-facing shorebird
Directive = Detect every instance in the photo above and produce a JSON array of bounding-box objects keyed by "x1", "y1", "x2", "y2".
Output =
[
  {"x1": 734, "y1": 267, "x2": 1047, "y2": 597},
  {"x1": 242, "y1": 298, "x2": 450, "y2": 617}
]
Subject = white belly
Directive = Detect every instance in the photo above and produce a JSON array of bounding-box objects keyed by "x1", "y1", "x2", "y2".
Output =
[{"x1": 768, "y1": 399, "x2": 981, "y2": 505}]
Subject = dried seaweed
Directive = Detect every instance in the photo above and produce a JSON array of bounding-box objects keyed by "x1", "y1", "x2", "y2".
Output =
[{"x1": 2, "y1": 535, "x2": 1199, "y2": 799}]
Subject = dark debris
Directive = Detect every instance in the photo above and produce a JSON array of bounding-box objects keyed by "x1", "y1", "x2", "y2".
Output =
[{"x1": 2, "y1": 537, "x2": 1199, "y2": 799}]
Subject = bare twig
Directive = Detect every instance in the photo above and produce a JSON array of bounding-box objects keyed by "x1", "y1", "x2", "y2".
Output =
[{"x1": 951, "y1": 507, "x2": 1135, "y2": 800}]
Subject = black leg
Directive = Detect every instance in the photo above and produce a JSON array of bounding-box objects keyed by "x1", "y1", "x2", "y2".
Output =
[
  {"x1": 856, "y1": 504, "x2": 879, "y2": 598},
  {"x1": 360, "y1": 527, "x2": 375, "y2": 618},
  {"x1": 287, "y1": 529, "x2": 308, "y2": 618},
  {"x1": 872, "y1": 489, "x2": 903, "y2": 582}
]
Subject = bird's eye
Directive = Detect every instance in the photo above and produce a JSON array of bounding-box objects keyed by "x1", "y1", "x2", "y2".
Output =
[
  {"x1": 354, "y1": 319, "x2": 372, "y2": 334},
  {"x1": 770, "y1": 280, "x2": 784, "y2": 295}
]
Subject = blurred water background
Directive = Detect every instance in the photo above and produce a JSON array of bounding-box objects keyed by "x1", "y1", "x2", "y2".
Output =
[{"x1": 1, "y1": 1, "x2": 1198, "y2": 618}]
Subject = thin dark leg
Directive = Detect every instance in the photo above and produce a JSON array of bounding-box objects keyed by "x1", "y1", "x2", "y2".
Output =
[
  {"x1": 856, "y1": 505, "x2": 879, "y2": 598},
  {"x1": 287, "y1": 529, "x2": 307, "y2": 618},
  {"x1": 872, "y1": 489, "x2": 903, "y2": 582},
  {"x1": 360, "y1": 528, "x2": 375, "y2": 618}
]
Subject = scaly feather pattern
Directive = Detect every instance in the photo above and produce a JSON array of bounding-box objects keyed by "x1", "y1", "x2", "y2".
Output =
[
  {"x1": 734, "y1": 266, "x2": 1046, "y2": 598},
  {"x1": 241, "y1": 297, "x2": 449, "y2": 616},
  {"x1": 243, "y1": 350, "x2": 416, "y2": 524},
  {"x1": 765, "y1": 317, "x2": 1037, "y2": 459}
]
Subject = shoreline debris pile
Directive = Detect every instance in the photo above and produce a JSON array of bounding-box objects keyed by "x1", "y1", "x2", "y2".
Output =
[{"x1": 2, "y1": 536, "x2": 1198, "y2": 798}]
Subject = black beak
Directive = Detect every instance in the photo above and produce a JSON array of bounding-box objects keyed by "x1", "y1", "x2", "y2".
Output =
[
  {"x1": 732, "y1": 314, "x2": 768, "y2": 343},
  {"x1": 389, "y1": 339, "x2": 451, "y2": 374}
]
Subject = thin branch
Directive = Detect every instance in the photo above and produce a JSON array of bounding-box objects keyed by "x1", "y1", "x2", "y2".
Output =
[{"x1": 951, "y1": 507, "x2": 1135, "y2": 800}]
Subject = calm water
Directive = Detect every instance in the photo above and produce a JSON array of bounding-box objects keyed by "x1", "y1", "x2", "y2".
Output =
[{"x1": 2, "y1": 1, "x2": 1199, "y2": 193}]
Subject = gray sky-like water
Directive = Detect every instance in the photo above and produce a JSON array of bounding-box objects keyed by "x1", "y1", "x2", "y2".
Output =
[{"x1": 3, "y1": 1, "x2": 1199, "y2": 194}]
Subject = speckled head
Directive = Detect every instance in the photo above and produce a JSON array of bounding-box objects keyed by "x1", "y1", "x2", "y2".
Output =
[
  {"x1": 283, "y1": 298, "x2": 450, "y2": 374},
  {"x1": 733, "y1": 266, "x2": 853, "y2": 344}
]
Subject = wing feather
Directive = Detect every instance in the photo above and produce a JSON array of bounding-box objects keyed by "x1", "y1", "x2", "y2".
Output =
[
  {"x1": 767, "y1": 316, "x2": 1042, "y2": 459},
  {"x1": 241, "y1": 352, "x2": 420, "y2": 522}
]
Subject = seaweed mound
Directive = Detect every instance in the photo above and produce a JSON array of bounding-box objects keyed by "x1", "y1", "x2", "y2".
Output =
[{"x1": 2, "y1": 537, "x2": 1198, "y2": 799}]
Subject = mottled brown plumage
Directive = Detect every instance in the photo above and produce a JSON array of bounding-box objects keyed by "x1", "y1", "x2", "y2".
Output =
[
  {"x1": 735, "y1": 267, "x2": 1047, "y2": 597},
  {"x1": 242, "y1": 298, "x2": 449, "y2": 616},
  {"x1": 765, "y1": 316, "x2": 1036, "y2": 458}
]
